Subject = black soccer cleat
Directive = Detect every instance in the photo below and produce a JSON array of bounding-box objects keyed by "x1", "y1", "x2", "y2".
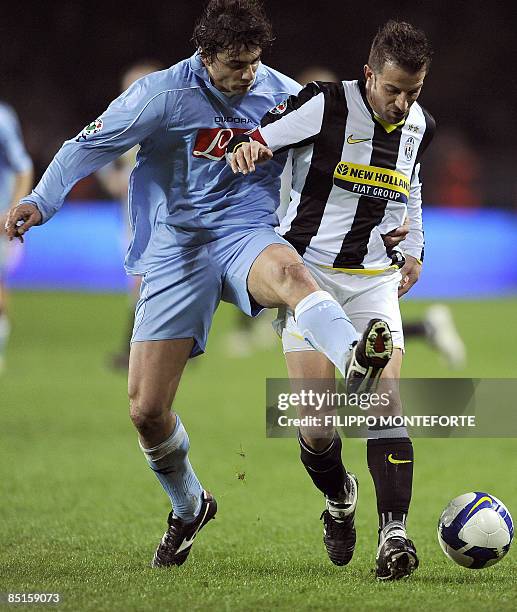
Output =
[
  {"x1": 321, "y1": 473, "x2": 358, "y2": 566},
  {"x1": 345, "y1": 319, "x2": 393, "y2": 394},
  {"x1": 375, "y1": 523, "x2": 419, "y2": 580},
  {"x1": 151, "y1": 490, "x2": 217, "y2": 568}
]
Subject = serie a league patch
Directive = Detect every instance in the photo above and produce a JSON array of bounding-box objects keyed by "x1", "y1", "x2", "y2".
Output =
[
  {"x1": 269, "y1": 99, "x2": 288, "y2": 115},
  {"x1": 76, "y1": 118, "x2": 103, "y2": 142}
]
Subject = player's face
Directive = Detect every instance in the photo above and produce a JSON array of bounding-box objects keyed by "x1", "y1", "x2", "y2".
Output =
[
  {"x1": 364, "y1": 62, "x2": 427, "y2": 124},
  {"x1": 202, "y1": 47, "x2": 262, "y2": 95}
]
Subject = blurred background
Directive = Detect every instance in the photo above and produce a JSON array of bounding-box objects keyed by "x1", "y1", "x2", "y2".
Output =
[{"x1": 2, "y1": 0, "x2": 517, "y2": 300}]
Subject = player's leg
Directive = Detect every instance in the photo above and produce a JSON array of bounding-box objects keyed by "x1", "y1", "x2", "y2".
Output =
[
  {"x1": 247, "y1": 243, "x2": 360, "y2": 377},
  {"x1": 283, "y1": 314, "x2": 358, "y2": 566},
  {"x1": 345, "y1": 272, "x2": 418, "y2": 579},
  {"x1": 367, "y1": 350, "x2": 418, "y2": 579},
  {"x1": 129, "y1": 244, "x2": 221, "y2": 567},
  {"x1": 128, "y1": 339, "x2": 216, "y2": 567},
  {"x1": 0, "y1": 279, "x2": 10, "y2": 373},
  {"x1": 405, "y1": 304, "x2": 466, "y2": 369},
  {"x1": 0, "y1": 233, "x2": 11, "y2": 372}
]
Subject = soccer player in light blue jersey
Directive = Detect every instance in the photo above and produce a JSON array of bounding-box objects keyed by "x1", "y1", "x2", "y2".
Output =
[
  {"x1": 0, "y1": 102, "x2": 33, "y2": 372},
  {"x1": 5, "y1": 0, "x2": 393, "y2": 567}
]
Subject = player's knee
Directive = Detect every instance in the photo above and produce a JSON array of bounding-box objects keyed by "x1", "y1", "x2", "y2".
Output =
[
  {"x1": 302, "y1": 433, "x2": 335, "y2": 451},
  {"x1": 128, "y1": 393, "x2": 170, "y2": 437},
  {"x1": 275, "y1": 261, "x2": 316, "y2": 294}
]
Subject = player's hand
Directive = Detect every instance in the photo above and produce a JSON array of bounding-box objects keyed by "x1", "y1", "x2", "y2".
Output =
[
  {"x1": 398, "y1": 254, "x2": 422, "y2": 298},
  {"x1": 4, "y1": 203, "x2": 42, "y2": 243},
  {"x1": 382, "y1": 218, "x2": 410, "y2": 248},
  {"x1": 230, "y1": 141, "x2": 273, "y2": 175}
]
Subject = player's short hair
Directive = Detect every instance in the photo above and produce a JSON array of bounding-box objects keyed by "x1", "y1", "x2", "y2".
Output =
[
  {"x1": 193, "y1": 0, "x2": 274, "y2": 62},
  {"x1": 368, "y1": 21, "x2": 433, "y2": 74}
]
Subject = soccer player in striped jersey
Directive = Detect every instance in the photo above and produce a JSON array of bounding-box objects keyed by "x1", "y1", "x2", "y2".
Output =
[{"x1": 228, "y1": 21, "x2": 435, "y2": 580}]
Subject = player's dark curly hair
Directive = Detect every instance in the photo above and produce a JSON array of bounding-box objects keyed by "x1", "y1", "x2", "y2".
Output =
[
  {"x1": 192, "y1": 0, "x2": 274, "y2": 62},
  {"x1": 368, "y1": 21, "x2": 433, "y2": 73}
]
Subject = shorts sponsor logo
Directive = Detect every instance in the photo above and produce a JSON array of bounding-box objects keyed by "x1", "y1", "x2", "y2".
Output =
[
  {"x1": 193, "y1": 127, "x2": 249, "y2": 161},
  {"x1": 76, "y1": 118, "x2": 103, "y2": 142},
  {"x1": 333, "y1": 161, "x2": 410, "y2": 203},
  {"x1": 404, "y1": 136, "x2": 415, "y2": 161},
  {"x1": 269, "y1": 100, "x2": 288, "y2": 115}
]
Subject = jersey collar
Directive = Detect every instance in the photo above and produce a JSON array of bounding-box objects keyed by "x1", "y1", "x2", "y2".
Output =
[{"x1": 357, "y1": 77, "x2": 406, "y2": 133}]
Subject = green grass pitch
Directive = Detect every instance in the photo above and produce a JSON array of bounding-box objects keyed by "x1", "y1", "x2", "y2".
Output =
[{"x1": 1, "y1": 293, "x2": 516, "y2": 611}]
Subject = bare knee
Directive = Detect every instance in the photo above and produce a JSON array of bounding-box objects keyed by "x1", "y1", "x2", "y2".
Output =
[
  {"x1": 128, "y1": 389, "x2": 175, "y2": 443},
  {"x1": 274, "y1": 262, "x2": 319, "y2": 308}
]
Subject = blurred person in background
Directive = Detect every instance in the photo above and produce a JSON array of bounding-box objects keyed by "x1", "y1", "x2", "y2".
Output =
[
  {"x1": 97, "y1": 60, "x2": 164, "y2": 371},
  {"x1": 0, "y1": 102, "x2": 33, "y2": 373}
]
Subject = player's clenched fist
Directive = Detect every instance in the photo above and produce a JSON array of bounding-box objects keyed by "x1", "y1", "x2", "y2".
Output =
[
  {"x1": 4, "y1": 203, "x2": 42, "y2": 243},
  {"x1": 228, "y1": 140, "x2": 273, "y2": 175}
]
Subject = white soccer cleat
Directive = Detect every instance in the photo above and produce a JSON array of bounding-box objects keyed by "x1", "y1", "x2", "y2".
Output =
[{"x1": 425, "y1": 305, "x2": 466, "y2": 369}]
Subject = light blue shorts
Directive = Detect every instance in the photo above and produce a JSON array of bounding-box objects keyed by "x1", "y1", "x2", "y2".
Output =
[{"x1": 132, "y1": 226, "x2": 291, "y2": 357}]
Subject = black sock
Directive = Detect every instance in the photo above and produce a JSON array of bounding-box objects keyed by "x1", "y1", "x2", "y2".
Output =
[
  {"x1": 403, "y1": 321, "x2": 427, "y2": 338},
  {"x1": 299, "y1": 432, "x2": 347, "y2": 500},
  {"x1": 367, "y1": 437, "x2": 413, "y2": 528}
]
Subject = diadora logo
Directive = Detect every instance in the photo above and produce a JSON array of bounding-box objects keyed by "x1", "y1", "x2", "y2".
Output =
[
  {"x1": 193, "y1": 128, "x2": 249, "y2": 161},
  {"x1": 215, "y1": 116, "x2": 254, "y2": 125}
]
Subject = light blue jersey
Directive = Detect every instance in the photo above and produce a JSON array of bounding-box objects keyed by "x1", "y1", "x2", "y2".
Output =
[
  {"x1": 22, "y1": 53, "x2": 300, "y2": 274},
  {"x1": 0, "y1": 102, "x2": 32, "y2": 212}
]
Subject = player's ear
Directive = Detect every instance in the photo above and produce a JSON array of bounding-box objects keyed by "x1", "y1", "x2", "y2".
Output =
[
  {"x1": 364, "y1": 64, "x2": 374, "y2": 81},
  {"x1": 199, "y1": 50, "x2": 211, "y2": 68}
]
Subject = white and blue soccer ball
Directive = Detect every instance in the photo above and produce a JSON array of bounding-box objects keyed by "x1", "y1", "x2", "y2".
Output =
[{"x1": 437, "y1": 492, "x2": 513, "y2": 569}]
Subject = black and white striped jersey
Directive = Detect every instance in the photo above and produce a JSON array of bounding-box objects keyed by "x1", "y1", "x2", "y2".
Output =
[{"x1": 250, "y1": 79, "x2": 435, "y2": 273}]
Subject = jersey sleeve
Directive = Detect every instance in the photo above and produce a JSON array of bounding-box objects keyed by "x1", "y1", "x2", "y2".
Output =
[
  {"x1": 403, "y1": 163, "x2": 425, "y2": 262},
  {"x1": 20, "y1": 78, "x2": 169, "y2": 223},
  {"x1": 250, "y1": 82, "x2": 326, "y2": 153},
  {"x1": 0, "y1": 107, "x2": 33, "y2": 174}
]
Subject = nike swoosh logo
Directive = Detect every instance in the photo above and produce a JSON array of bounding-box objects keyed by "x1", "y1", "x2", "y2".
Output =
[
  {"x1": 175, "y1": 503, "x2": 211, "y2": 554},
  {"x1": 467, "y1": 496, "x2": 492, "y2": 517},
  {"x1": 387, "y1": 453, "x2": 412, "y2": 464},
  {"x1": 347, "y1": 135, "x2": 371, "y2": 145}
]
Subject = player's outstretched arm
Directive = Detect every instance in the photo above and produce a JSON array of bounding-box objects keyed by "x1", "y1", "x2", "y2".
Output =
[{"x1": 4, "y1": 203, "x2": 42, "y2": 243}]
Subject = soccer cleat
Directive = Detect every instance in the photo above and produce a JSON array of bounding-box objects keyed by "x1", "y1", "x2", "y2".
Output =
[
  {"x1": 321, "y1": 473, "x2": 358, "y2": 566},
  {"x1": 375, "y1": 521, "x2": 419, "y2": 580},
  {"x1": 424, "y1": 305, "x2": 466, "y2": 369},
  {"x1": 345, "y1": 319, "x2": 393, "y2": 394},
  {"x1": 151, "y1": 490, "x2": 217, "y2": 568}
]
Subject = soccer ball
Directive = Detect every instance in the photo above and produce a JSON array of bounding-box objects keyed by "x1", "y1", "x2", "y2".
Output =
[{"x1": 437, "y1": 492, "x2": 514, "y2": 569}]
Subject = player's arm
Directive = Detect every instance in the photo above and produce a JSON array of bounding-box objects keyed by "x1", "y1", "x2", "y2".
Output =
[
  {"x1": 398, "y1": 163, "x2": 425, "y2": 298},
  {"x1": 226, "y1": 82, "x2": 326, "y2": 174},
  {"x1": 5, "y1": 79, "x2": 167, "y2": 242}
]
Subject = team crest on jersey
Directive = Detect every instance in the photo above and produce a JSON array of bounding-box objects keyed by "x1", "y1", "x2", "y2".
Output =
[
  {"x1": 404, "y1": 136, "x2": 415, "y2": 161},
  {"x1": 76, "y1": 118, "x2": 103, "y2": 142},
  {"x1": 269, "y1": 99, "x2": 288, "y2": 115}
]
